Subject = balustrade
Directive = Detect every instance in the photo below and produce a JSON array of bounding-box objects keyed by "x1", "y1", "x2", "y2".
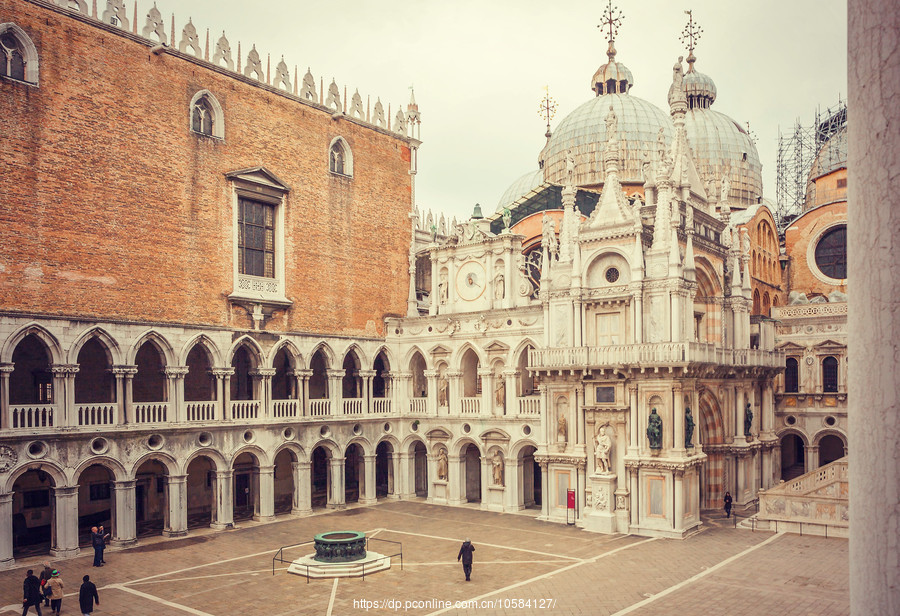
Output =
[
  {"x1": 530, "y1": 342, "x2": 784, "y2": 369},
  {"x1": 517, "y1": 396, "x2": 541, "y2": 415},
  {"x1": 343, "y1": 398, "x2": 363, "y2": 415},
  {"x1": 372, "y1": 398, "x2": 391, "y2": 414},
  {"x1": 10, "y1": 405, "x2": 55, "y2": 429},
  {"x1": 186, "y1": 401, "x2": 216, "y2": 422},
  {"x1": 231, "y1": 400, "x2": 260, "y2": 420},
  {"x1": 460, "y1": 397, "x2": 480, "y2": 414},
  {"x1": 309, "y1": 399, "x2": 331, "y2": 417},
  {"x1": 133, "y1": 403, "x2": 168, "y2": 424},
  {"x1": 272, "y1": 400, "x2": 298, "y2": 418},
  {"x1": 77, "y1": 404, "x2": 116, "y2": 426},
  {"x1": 409, "y1": 398, "x2": 427, "y2": 414}
]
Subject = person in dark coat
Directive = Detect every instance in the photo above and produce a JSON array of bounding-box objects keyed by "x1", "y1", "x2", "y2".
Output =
[
  {"x1": 22, "y1": 569, "x2": 43, "y2": 616},
  {"x1": 457, "y1": 538, "x2": 475, "y2": 581},
  {"x1": 90, "y1": 527, "x2": 108, "y2": 567},
  {"x1": 79, "y1": 575, "x2": 100, "y2": 615},
  {"x1": 724, "y1": 491, "x2": 733, "y2": 518}
]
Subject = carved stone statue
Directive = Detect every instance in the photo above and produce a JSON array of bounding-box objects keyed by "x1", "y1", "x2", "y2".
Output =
[
  {"x1": 494, "y1": 375, "x2": 505, "y2": 409},
  {"x1": 741, "y1": 229, "x2": 751, "y2": 256},
  {"x1": 437, "y1": 448, "x2": 448, "y2": 480},
  {"x1": 720, "y1": 173, "x2": 731, "y2": 204},
  {"x1": 595, "y1": 427, "x2": 612, "y2": 474},
  {"x1": 438, "y1": 374, "x2": 449, "y2": 407},
  {"x1": 502, "y1": 206, "x2": 512, "y2": 232},
  {"x1": 605, "y1": 105, "x2": 617, "y2": 141},
  {"x1": 494, "y1": 273, "x2": 505, "y2": 301},
  {"x1": 438, "y1": 273, "x2": 448, "y2": 305},
  {"x1": 542, "y1": 213, "x2": 558, "y2": 257},
  {"x1": 557, "y1": 411, "x2": 568, "y2": 444},
  {"x1": 685, "y1": 407, "x2": 695, "y2": 448},
  {"x1": 744, "y1": 402, "x2": 753, "y2": 436},
  {"x1": 491, "y1": 450, "x2": 504, "y2": 486},
  {"x1": 647, "y1": 408, "x2": 663, "y2": 449},
  {"x1": 657, "y1": 127, "x2": 667, "y2": 162},
  {"x1": 565, "y1": 150, "x2": 576, "y2": 179},
  {"x1": 667, "y1": 56, "x2": 684, "y2": 106}
]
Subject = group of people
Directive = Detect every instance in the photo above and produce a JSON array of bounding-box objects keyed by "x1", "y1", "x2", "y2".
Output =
[
  {"x1": 21, "y1": 567, "x2": 99, "y2": 616},
  {"x1": 20, "y1": 525, "x2": 108, "y2": 615}
]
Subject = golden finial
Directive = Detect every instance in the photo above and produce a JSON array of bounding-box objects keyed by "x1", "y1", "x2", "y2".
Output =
[
  {"x1": 680, "y1": 10, "x2": 703, "y2": 67},
  {"x1": 538, "y1": 86, "x2": 558, "y2": 138},
  {"x1": 598, "y1": 0, "x2": 624, "y2": 43}
]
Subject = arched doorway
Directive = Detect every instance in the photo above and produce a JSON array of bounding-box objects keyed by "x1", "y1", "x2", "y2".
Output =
[
  {"x1": 9, "y1": 333, "x2": 54, "y2": 428},
  {"x1": 273, "y1": 449, "x2": 296, "y2": 515},
  {"x1": 232, "y1": 452, "x2": 260, "y2": 521},
  {"x1": 518, "y1": 445, "x2": 541, "y2": 509},
  {"x1": 375, "y1": 441, "x2": 394, "y2": 498},
  {"x1": 373, "y1": 352, "x2": 391, "y2": 413},
  {"x1": 819, "y1": 434, "x2": 845, "y2": 466},
  {"x1": 11, "y1": 469, "x2": 56, "y2": 558},
  {"x1": 186, "y1": 455, "x2": 216, "y2": 529},
  {"x1": 311, "y1": 446, "x2": 330, "y2": 509},
  {"x1": 133, "y1": 341, "x2": 167, "y2": 418},
  {"x1": 780, "y1": 434, "x2": 806, "y2": 480},
  {"x1": 133, "y1": 459, "x2": 169, "y2": 537},
  {"x1": 412, "y1": 441, "x2": 428, "y2": 497},
  {"x1": 76, "y1": 464, "x2": 114, "y2": 549},
  {"x1": 698, "y1": 391, "x2": 726, "y2": 510},
  {"x1": 463, "y1": 443, "x2": 481, "y2": 503},
  {"x1": 345, "y1": 443, "x2": 364, "y2": 503}
]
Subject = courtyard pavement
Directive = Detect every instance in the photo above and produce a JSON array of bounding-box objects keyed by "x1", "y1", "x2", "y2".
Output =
[{"x1": 0, "y1": 501, "x2": 848, "y2": 616}]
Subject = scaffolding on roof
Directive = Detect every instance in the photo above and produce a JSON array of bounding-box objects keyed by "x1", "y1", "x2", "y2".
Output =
[{"x1": 775, "y1": 98, "x2": 847, "y2": 233}]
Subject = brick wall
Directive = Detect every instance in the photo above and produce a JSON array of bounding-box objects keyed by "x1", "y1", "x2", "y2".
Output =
[{"x1": 0, "y1": 0, "x2": 412, "y2": 337}]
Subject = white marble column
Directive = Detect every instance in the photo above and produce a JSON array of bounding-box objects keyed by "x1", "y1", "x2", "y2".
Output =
[
  {"x1": 163, "y1": 475, "x2": 188, "y2": 537},
  {"x1": 50, "y1": 486, "x2": 80, "y2": 558},
  {"x1": 0, "y1": 493, "x2": 14, "y2": 569},
  {"x1": 329, "y1": 458, "x2": 346, "y2": 508},
  {"x1": 327, "y1": 370, "x2": 345, "y2": 416},
  {"x1": 361, "y1": 455, "x2": 377, "y2": 504},
  {"x1": 211, "y1": 470, "x2": 234, "y2": 529},
  {"x1": 292, "y1": 461, "x2": 312, "y2": 516},
  {"x1": 165, "y1": 367, "x2": 189, "y2": 423},
  {"x1": 0, "y1": 365, "x2": 12, "y2": 431},
  {"x1": 423, "y1": 369, "x2": 438, "y2": 416},
  {"x1": 446, "y1": 371, "x2": 462, "y2": 416},
  {"x1": 255, "y1": 465, "x2": 275, "y2": 521},
  {"x1": 447, "y1": 454, "x2": 462, "y2": 505},
  {"x1": 628, "y1": 385, "x2": 639, "y2": 454},
  {"x1": 111, "y1": 480, "x2": 137, "y2": 546},
  {"x1": 538, "y1": 460, "x2": 550, "y2": 521},
  {"x1": 673, "y1": 384, "x2": 684, "y2": 453},
  {"x1": 396, "y1": 452, "x2": 412, "y2": 499},
  {"x1": 478, "y1": 368, "x2": 493, "y2": 417},
  {"x1": 674, "y1": 470, "x2": 684, "y2": 533}
]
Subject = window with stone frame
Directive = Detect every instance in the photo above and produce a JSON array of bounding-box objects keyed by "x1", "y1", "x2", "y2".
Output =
[
  {"x1": 822, "y1": 356, "x2": 839, "y2": 393},
  {"x1": 237, "y1": 197, "x2": 275, "y2": 278},
  {"x1": 784, "y1": 357, "x2": 799, "y2": 393},
  {"x1": 191, "y1": 96, "x2": 214, "y2": 136},
  {"x1": 0, "y1": 24, "x2": 38, "y2": 84},
  {"x1": 328, "y1": 137, "x2": 353, "y2": 177}
]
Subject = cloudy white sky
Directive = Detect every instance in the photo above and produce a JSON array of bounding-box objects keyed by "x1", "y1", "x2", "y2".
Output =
[{"x1": 148, "y1": 0, "x2": 847, "y2": 220}]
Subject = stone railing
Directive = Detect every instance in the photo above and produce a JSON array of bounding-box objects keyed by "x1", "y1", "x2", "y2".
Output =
[
  {"x1": 343, "y1": 398, "x2": 364, "y2": 415},
  {"x1": 460, "y1": 397, "x2": 480, "y2": 414},
  {"x1": 518, "y1": 396, "x2": 541, "y2": 415},
  {"x1": 309, "y1": 399, "x2": 331, "y2": 417},
  {"x1": 10, "y1": 405, "x2": 55, "y2": 429},
  {"x1": 372, "y1": 398, "x2": 391, "y2": 414},
  {"x1": 133, "y1": 403, "x2": 168, "y2": 424},
  {"x1": 78, "y1": 404, "x2": 116, "y2": 426},
  {"x1": 757, "y1": 457, "x2": 849, "y2": 536},
  {"x1": 773, "y1": 302, "x2": 847, "y2": 319},
  {"x1": 272, "y1": 400, "x2": 298, "y2": 419},
  {"x1": 530, "y1": 342, "x2": 784, "y2": 370},
  {"x1": 409, "y1": 398, "x2": 427, "y2": 414},
  {"x1": 231, "y1": 400, "x2": 260, "y2": 421},
  {"x1": 186, "y1": 401, "x2": 216, "y2": 422}
]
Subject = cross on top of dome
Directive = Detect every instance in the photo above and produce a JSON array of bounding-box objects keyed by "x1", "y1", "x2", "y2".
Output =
[
  {"x1": 591, "y1": 0, "x2": 632, "y2": 96},
  {"x1": 680, "y1": 9, "x2": 703, "y2": 68},
  {"x1": 597, "y1": 0, "x2": 624, "y2": 60}
]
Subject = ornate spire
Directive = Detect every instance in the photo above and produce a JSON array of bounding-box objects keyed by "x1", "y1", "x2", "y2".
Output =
[
  {"x1": 598, "y1": 0, "x2": 624, "y2": 60},
  {"x1": 680, "y1": 10, "x2": 703, "y2": 71},
  {"x1": 592, "y1": 1, "x2": 632, "y2": 95},
  {"x1": 538, "y1": 86, "x2": 557, "y2": 140}
]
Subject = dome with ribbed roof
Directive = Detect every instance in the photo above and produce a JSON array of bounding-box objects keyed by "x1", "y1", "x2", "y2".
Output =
[{"x1": 496, "y1": 169, "x2": 545, "y2": 213}]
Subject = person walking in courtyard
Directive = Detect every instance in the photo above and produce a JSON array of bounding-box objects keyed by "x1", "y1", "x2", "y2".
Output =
[
  {"x1": 457, "y1": 538, "x2": 475, "y2": 581},
  {"x1": 46, "y1": 570, "x2": 64, "y2": 616},
  {"x1": 22, "y1": 569, "x2": 43, "y2": 616},
  {"x1": 724, "y1": 491, "x2": 733, "y2": 518},
  {"x1": 38, "y1": 563, "x2": 52, "y2": 607},
  {"x1": 79, "y1": 575, "x2": 99, "y2": 615},
  {"x1": 90, "y1": 526, "x2": 108, "y2": 567}
]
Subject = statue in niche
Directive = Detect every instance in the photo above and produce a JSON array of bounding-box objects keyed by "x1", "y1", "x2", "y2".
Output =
[
  {"x1": 494, "y1": 375, "x2": 505, "y2": 409},
  {"x1": 491, "y1": 450, "x2": 505, "y2": 486},
  {"x1": 438, "y1": 273, "x2": 448, "y2": 305},
  {"x1": 494, "y1": 273, "x2": 505, "y2": 301},
  {"x1": 565, "y1": 150, "x2": 576, "y2": 179},
  {"x1": 438, "y1": 374, "x2": 449, "y2": 407},
  {"x1": 541, "y1": 213, "x2": 558, "y2": 257},
  {"x1": 437, "y1": 448, "x2": 448, "y2": 481},
  {"x1": 595, "y1": 426, "x2": 612, "y2": 474},
  {"x1": 647, "y1": 408, "x2": 663, "y2": 449},
  {"x1": 744, "y1": 402, "x2": 753, "y2": 436},
  {"x1": 557, "y1": 406, "x2": 568, "y2": 444},
  {"x1": 685, "y1": 407, "x2": 696, "y2": 448}
]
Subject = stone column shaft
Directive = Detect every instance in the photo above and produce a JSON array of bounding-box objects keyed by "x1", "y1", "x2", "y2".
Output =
[
  {"x1": 0, "y1": 493, "x2": 14, "y2": 569},
  {"x1": 111, "y1": 480, "x2": 137, "y2": 546},
  {"x1": 164, "y1": 475, "x2": 188, "y2": 537}
]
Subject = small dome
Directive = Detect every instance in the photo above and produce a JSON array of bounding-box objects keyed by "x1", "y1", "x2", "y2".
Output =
[
  {"x1": 684, "y1": 108, "x2": 763, "y2": 206},
  {"x1": 591, "y1": 42, "x2": 633, "y2": 96},
  {"x1": 497, "y1": 169, "x2": 544, "y2": 212},
  {"x1": 543, "y1": 93, "x2": 674, "y2": 186},
  {"x1": 808, "y1": 125, "x2": 847, "y2": 183},
  {"x1": 683, "y1": 68, "x2": 717, "y2": 109}
]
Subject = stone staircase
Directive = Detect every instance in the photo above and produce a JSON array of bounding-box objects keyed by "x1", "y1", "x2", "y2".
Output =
[{"x1": 754, "y1": 457, "x2": 849, "y2": 537}]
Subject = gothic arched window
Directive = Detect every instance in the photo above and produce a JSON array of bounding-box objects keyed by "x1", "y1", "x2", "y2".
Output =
[
  {"x1": 0, "y1": 24, "x2": 39, "y2": 84},
  {"x1": 189, "y1": 90, "x2": 224, "y2": 139},
  {"x1": 822, "y1": 356, "x2": 839, "y2": 393},
  {"x1": 784, "y1": 358, "x2": 799, "y2": 393},
  {"x1": 329, "y1": 137, "x2": 353, "y2": 177}
]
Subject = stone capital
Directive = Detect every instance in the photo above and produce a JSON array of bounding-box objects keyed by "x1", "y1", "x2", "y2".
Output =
[
  {"x1": 50, "y1": 364, "x2": 80, "y2": 376},
  {"x1": 250, "y1": 368, "x2": 277, "y2": 378},
  {"x1": 164, "y1": 366, "x2": 190, "y2": 377},
  {"x1": 326, "y1": 369, "x2": 346, "y2": 379},
  {"x1": 210, "y1": 367, "x2": 236, "y2": 378},
  {"x1": 110, "y1": 365, "x2": 139, "y2": 376}
]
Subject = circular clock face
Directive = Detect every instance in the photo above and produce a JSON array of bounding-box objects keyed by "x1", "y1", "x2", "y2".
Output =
[{"x1": 456, "y1": 261, "x2": 486, "y2": 301}]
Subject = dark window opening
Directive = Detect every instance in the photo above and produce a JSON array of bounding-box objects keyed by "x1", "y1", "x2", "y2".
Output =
[
  {"x1": 238, "y1": 198, "x2": 275, "y2": 278},
  {"x1": 822, "y1": 356, "x2": 839, "y2": 393},
  {"x1": 814, "y1": 225, "x2": 847, "y2": 279},
  {"x1": 785, "y1": 358, "x2": 799, "y2": 393}
]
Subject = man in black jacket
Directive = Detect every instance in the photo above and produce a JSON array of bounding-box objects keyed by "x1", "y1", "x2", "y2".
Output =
[
  {"x1": 457, "y1": 539, "x2": 475, "y2": 581},
  {"x1": 22, "y1": 569, "x2": 43, "y2": 616},
  {"x1": 79, "y1": 575, "x2": 100, "y2": 615}
]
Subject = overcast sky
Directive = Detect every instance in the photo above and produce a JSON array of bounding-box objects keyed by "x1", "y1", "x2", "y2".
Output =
[{"x1": 149, "y1": 0, "x2": 847, "y2": 220}]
